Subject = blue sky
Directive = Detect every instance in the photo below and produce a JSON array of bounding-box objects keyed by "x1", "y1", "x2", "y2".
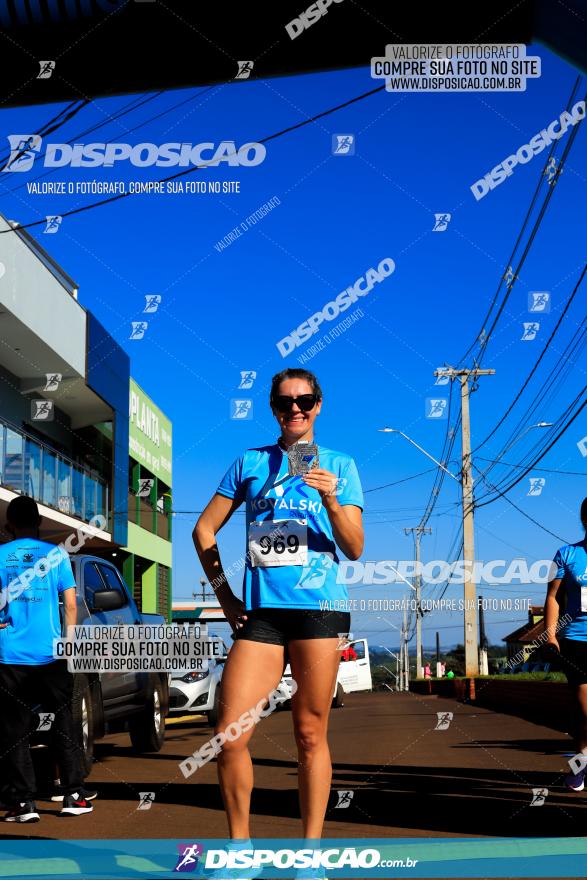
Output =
[{"x1": 1, "y1": 45, "x2": 585, "y2": 650}]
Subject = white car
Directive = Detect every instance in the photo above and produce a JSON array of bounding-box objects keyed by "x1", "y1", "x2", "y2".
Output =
[
  {"x1": 169, "y1": 636, "x2": 228, "y2": 725},
  {"x1": 280, "y1": 638, "x2": 372, "y2": 708}
]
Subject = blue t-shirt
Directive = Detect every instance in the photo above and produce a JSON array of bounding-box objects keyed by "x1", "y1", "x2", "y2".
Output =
[
  {"x1": 553, "y1": 540, "x2": 587, "y2": 641},
  {"x1": 217, "y1": 443, "x2": 363, "y2": 610},
  {"x1": 0, "y1": 537, "x2": 76, "y2": 665}
]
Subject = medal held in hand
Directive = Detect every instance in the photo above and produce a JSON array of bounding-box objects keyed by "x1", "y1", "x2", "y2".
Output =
[{"x1": 287, "y1": 441, "x2": 319, "y2": 476}]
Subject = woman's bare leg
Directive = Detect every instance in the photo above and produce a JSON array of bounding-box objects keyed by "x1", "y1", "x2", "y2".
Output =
[
  {"x1": 288, "y1": 638, "x2": 341, "y2": 839},
  {"x1": 215, "y1": 639, "x2": 285, "y2": 838}
]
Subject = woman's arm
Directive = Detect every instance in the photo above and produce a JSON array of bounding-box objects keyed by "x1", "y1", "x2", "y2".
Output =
[
  {"x1": 323, "y1": 501, "x2": 364, "y2": 561},
  {"x1": 193, "y1": 493, "x2": 248, "y2": 631},
  {"x1": 302, "y1": 467, "x2": 364, "y2": 560},
  {"x1": 544, "y1": 577, "x2": 563, "y2": 649}
]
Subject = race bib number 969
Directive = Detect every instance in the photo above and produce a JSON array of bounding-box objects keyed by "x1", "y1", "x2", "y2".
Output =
[{"x1": 248, "y1": 519, "x2": 308, "y2": 567}]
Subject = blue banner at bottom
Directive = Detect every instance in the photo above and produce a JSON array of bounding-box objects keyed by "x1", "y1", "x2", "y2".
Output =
[{"x1": 0, "y1": 838, "x2": 586, "y2": 879}]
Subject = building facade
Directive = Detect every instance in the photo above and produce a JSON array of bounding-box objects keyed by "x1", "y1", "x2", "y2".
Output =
[
  {"x1": 0, "y1": 212, "x2": 172, "y2": 619},
  {"x1": 0, "y1": 213, "x2": 127, "y2": 550},
  {"x1": 122, "y1": 379, "x2": 172, "y2": 619}
]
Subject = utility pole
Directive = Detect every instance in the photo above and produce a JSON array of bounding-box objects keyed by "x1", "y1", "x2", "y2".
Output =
[
  {"x1": 434, "y1": 367, "x2": 495, "y2": 677},
  {"x1": 436, "y1": 631, "x2": 442, "y2": 678},
  {"x1": 403, "y1": 600, "x2": 410, "y2": 691},
  {"x1": 398, "y1": 610, "x2": 405, "y2": 690},
  {"x1": 404, "y1": 526, "x2": 432, "y2": 678},
  {"x1": 478, "y1": 594, "x2": 489, "y2": 675}
]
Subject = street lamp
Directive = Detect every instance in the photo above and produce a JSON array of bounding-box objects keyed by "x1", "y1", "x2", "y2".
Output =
[
  {"x1": 378, "y1": 428, "x2": 460, "y2": 481},
  {"x1": 490, "y1": 422, "x2": 553, "y2": 466}
]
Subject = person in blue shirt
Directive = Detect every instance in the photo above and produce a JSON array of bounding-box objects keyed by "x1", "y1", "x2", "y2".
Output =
[
  {"x1": 544, "y1": 496, "x2": 587, "y2": 791},
  {"x1": 0, "y1": 495, "x2": 93, "y2": 821},
  {"x1": 194, "y1": 368, "x2": 364, "y2": 842}
]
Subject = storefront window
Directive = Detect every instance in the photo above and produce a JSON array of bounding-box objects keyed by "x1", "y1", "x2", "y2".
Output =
[
  {"x1": 4, "y1": 428, "x2": 24, "y2": 492},
  {"x1": 24, "y1": 438, "x2": 41, "y2": 500},
  {"x1": 42, "y1": 449, "x2": 57, "y2": 507}
]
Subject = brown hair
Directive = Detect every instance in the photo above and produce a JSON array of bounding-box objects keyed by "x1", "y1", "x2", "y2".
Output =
[{"x1": 269, "y1": 368, "x2": 323, "y2": 407}]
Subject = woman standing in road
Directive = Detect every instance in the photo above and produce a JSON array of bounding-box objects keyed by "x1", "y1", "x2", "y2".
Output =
[
  {"x1": 193, "y1": 368, "x2": 364, "y2": 842},
  {"x1": 544, "y1": 497, "x2": 587, "y2": 791}
]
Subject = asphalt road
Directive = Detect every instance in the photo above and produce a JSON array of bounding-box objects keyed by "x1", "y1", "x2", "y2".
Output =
[{"x1": 1, "y1": 690, "x2": 584, "y2": 846}]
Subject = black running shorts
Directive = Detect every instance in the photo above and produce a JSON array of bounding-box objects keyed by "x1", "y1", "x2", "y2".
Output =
[
  {"x1": 233, "y1": 608, "x2": 351, "y2": 646},
  {"x1": 559, "y1": 638, "x2": 587, "y2": 686}
]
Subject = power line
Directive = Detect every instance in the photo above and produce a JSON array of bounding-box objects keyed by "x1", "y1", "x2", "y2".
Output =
[
  {"x1": 456, "y1": 76, "x2": 583, "y2": 367},
  {"x1": 474, "y1": 387, "x2": 587, "y2": 509},
  {"x1": 478, "y1": 318, "x2": 587, "y2": 487},
  {"x1": 1, "y1": 86, "x2": 221, "y2": 198},
  {"x1": 1, "y1": 92, "x2": 164, "y2": 196},
  {"x1": 0, "y1": 100, "x2": 90, "y2": 172},
  {"x1": 476, "y1": 456, "x2": 587, "y2": 476},
  {"x1": 472, "y1": 463, "x2": 569, "y2": 542},
  {"x1": 0, "y1": 84, "x2": 386, "y2": 233},
  {"x1": 363, "y1": 467, "x2": 436, "y2": 494},
  {"x1": 475, "y1": 264, "x2": 587, "y2": 453}
]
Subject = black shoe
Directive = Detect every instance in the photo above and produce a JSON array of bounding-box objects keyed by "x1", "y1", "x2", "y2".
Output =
[
  {"x1": 51, "y1": 787, "x2": 98, "y2": 803},
  {"x1": 59, "y1": 792, "x2": 93, "y2": 816},
  {"x1": 3, "y1": 801, "x2": 40, "y2": 823}
]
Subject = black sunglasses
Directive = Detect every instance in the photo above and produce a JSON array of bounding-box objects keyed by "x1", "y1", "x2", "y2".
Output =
[{"x1": 272, "y1": 394, "x2": 318, "y2": 413}]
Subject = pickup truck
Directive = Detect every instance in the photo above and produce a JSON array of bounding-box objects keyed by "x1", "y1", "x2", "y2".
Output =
[{"x1": 35, "y1": 553, "x2": 170, "y2": 775}]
